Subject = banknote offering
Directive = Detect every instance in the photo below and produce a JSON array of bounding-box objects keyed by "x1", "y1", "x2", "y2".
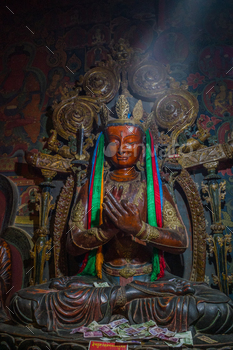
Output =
[
  {"x1": 176, "y1": 331, "x2": 193, "y2": 345},
  {"x1": 70, "y1": 326, "x2": 90, "y2": 334},
  {"x1": 197, "y1": 335, "x2": 218, "y2": 344},
  {"x1": 84, "y1": 331, "x2": 103, "y2": 338},
  {"x1": 159, "y1": 334, "x2": 178, "y2": 343},
  {"x1": 109, "y1": 318, "x2": 129, "y2": 328},
  {"x1": 125, "y1": 327, "x2": 140, "y2": 335},
  {"x1": 70, "y1": 318, "x2": 193, "y2": 347},
  {"x1": 93, "y1": 282, "x2": 110, "y2": 288},
  {"x1": 88, "y1": 321, "x2": 100, "y2": 331},
  {"x1": 134, "y1": 326, "x2": 146, "y2": 331},
  {"x1": 118, "y1": 323, "x2": 129, "y2": 330},
  {"x1": 165, "y1": 330, "x2": 176, "y2": 337},
  {"x1": 99, "y1": 326, "x2": 118, "y2": 337},
  {"x1": 165, "y1": 331, "x2": 193, "y2": 347},
  {"x1": 155, "y1": 326, "x2": 168, "y2": 333},
  {"x1": 149, "y1": 328, "x2": 163, "y2": 336},
  {"x1": 143, "y1": 320, "x2": 157, "y2": 327}
]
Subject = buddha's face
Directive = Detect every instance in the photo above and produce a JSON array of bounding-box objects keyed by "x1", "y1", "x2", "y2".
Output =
[{"x1": 105, "y1": 124, "x2": 143, "y2": 169}]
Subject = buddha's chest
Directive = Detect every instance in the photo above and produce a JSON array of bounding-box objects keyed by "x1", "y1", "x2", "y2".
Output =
[
  {"x1": 104, "y1": 177, "x2": 147, "y2": 219},
  {"x1": 104, "y1": 177, "x2": 150, "y2": 265}
]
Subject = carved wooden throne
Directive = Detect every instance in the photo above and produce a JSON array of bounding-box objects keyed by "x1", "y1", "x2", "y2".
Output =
[
  {"x1": 25, "y1": 44, "x2": 233, "y2": 287},
  {"x1": 1, "y1": 42, "x2": 233, "y2": 350}
]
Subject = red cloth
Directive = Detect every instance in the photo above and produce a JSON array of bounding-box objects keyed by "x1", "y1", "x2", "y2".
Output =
[
  {"x1": 79, "y1": 144, "x2": 98, "y2": 274},
  {"x1": 149, "y1": 130, "x2": 162, "y2": 228}
]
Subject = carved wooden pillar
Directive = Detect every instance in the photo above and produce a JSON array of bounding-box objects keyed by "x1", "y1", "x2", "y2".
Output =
[
  {"x1": 202, "y1": 161, "x2": 231, "y2": 294},
  {"x1": 30, "y1": 169, "x2": 56, "y2": 285}
]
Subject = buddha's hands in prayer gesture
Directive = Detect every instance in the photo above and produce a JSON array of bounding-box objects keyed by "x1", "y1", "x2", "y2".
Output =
[
  {"x1": 102, "y1": 186, "x2": 123, "y2": 236},
  {"x1": 103, "y1": 189, "x2": 142, "y2": 235}
]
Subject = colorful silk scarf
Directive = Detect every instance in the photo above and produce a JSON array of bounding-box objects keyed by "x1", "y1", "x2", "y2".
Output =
[{"x1": 78, "y1": 129, "x2": 165, "y2": 280}]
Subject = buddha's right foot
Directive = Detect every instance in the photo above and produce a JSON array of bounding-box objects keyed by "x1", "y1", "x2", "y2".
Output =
[
  {"x1": 49, "y1": 276, "x2": 72, "y2": 290},
  {"x1": 49, "y1": 276, "x2": 96, "y2": 290},
  {"x1": 125, "y1": 279, "x2": 195, "y2": 300}
]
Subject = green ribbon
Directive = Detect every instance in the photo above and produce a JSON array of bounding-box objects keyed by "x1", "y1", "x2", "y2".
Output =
[
  {"x1": 78, "y1": 134, "x2": 104, "y2": 277},
  {"x1": 145, "y1": 130, "x2": 160, "y2": 281},
  {"x1": 91, "y1": 134, "x2": 105, "y2": 228}
]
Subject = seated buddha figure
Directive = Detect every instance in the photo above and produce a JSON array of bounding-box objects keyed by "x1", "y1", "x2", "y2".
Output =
[{"x1": 9, "y1": 95, "x2": 233, "y2": 335}]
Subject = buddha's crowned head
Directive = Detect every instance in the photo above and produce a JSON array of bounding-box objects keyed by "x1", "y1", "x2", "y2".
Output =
[
  {"x1": 105, "y1": 124, "x2": 143, "y2": 169},
  {"x1": 102, "y1": 95, "x2": 151, "y2": 169}
]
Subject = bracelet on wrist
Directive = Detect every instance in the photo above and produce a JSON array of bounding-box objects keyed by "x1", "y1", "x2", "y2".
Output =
[{"x1": 135, "y1": 221, "x2": 146, "y2": 238}]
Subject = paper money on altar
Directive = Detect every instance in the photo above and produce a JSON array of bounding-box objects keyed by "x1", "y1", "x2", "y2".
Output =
[
  {"x1": 124, "y1": 327, "x2": 141, "y2": 335},
  {"x1": 132, "y1": 325, "x2": 146, "y2": 331},
  {"x1": 84, "y1": 331, "x2": 103, "y2": 338},
  {"x1": 165, "y1": 331, "x2": 193, "y2": 347},
  {"x1": 74, "y1": 319, "x2": 193, "y2": 347},
  {"x1": 158, "y1": 334, "x2": 178, "y2": 343},
  {"x1": 149, "y1": 327, "x2": 163, "y2": 336},
  {"x1": 93, "y1": 282, "x2": 110, "y2": 288},
  {"x1": 88, "y1": 321, "x2": 100, "y2": 331},
  {"x1": 98, "y1": 326, "x2": 118, "y2": 337},
  {"x1": 70, "y1": 326, "x2": 90, "y2": 334},
  {"x1": 118, "y1": 323, "x2": 129, "y2": 330},
  {"x1": 143, "y1": 320, "x2": 157, "y2": 327},
  {"x1": 150, "y1": 326, "x2": 168, "y2": 334},
  {"x1": 109, "y1": 318, "x2": 129, "y2": 328},
  {"x1": 165, "y1": 329, "x2": 176, "y2": 337}
]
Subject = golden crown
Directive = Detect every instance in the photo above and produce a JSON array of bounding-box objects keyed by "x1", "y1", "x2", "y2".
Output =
[{"x1": 100, "y1": 94, "x2": 154, "y2": 132}]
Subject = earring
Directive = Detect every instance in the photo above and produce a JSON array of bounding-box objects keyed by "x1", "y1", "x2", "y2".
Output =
[
  {"x1": 104, "y1": 161, "x2": 111, "y2": 179},
  {"x1": 136, "y1": 160, "x2": 144, "y2": 171},
  {"x1": 136, "y1": 160, "x2": 145, "y2": 180}
]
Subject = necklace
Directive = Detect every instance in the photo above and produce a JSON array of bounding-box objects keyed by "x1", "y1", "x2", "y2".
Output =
[{"x1": 105, "y1": 173, "x2": 146, "y2": 205}]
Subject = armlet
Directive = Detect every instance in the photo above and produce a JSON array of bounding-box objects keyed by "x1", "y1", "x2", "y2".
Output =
[{"x1": 162, "y1": 200, "x2": 184, "y2": 230}]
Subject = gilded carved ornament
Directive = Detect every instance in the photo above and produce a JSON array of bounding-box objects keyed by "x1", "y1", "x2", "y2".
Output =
[
  {"x1": 118, "y1": 265, "x2": 152, "y2": 279},
  {"x1": 175, "y1": 169, "x2": 207, "y2": 282},
  {"x1": 83, "y1": 67, "x2": 120, "y2": 103},
  {"x1": 206, "y1": 232, "x2": 232, "y2": 293},
  {"x1": 71, "y1": 200, "x2": 85, "y2": 231},
  {"x1": 110, "y1": 38, "x2": 132, "y2": 66},
  {"x1": 178, "y1": 118, "x2": 211, "y2": 154},
  {"x1": 178, "y1": 143, "x2": 233, "y2": 169},
  {"x1": 153, "y1": 88, "x2": 199, "y2": 148},
  {"x1": 26, "y1": 151, "x2": 72, "y2": 174},
  {"x1": 53, "y1": 175, "x2": 75, "y2": 278},
  {"x1": 52, "y1": 94, "x2": 99, "y2": 140},
  {"x1": 203, "y1": 161, "x2": 219, "y2": 171},
  {"x1": 128, "y1": 58, "x2": 169, "y2": 99},
  {"x1": 100, "y1": 95, "x2": 155, "y2": 133},
  {"x1": 201, "y1": 158, "x2": 231, "y2": 294},
  {"x1": 201, "y1": 179, "x2": 226, "y2": 225}
]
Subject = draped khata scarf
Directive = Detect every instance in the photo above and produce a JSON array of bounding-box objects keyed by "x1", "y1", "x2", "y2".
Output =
[{"x1": 78, "y1": 129, "x2": 165, "y2": 281}]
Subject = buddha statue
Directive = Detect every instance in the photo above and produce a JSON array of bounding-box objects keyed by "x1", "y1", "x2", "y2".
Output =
[{"x1": 9, "y1": 95, "x2": 233, "y2": 335}]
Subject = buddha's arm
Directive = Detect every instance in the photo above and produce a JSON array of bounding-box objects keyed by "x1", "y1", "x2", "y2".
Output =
[
  {"x1": 103, "y1": 187, "x2": 188, "y2": 255},
  {"x1": 135, "y1": 199, "x2": 188, "y2": 255},
  {"x1": 66, "y1": 181, "x2": 118, "y2": 256}
]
